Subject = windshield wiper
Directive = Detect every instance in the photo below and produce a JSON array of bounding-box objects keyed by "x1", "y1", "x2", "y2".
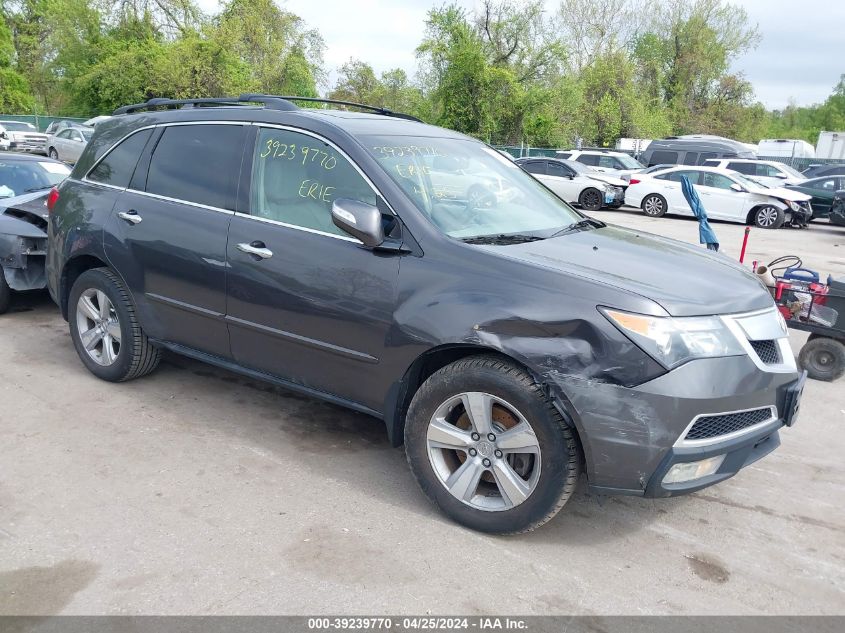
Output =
[
  {"x1": 548, "y1": 217, "x2": 606, "y2": 238},
  {"x1": 24, "y1": 185, "x2": 53, "y2": 193},
  {"x1": 461, "y1": 233, "x2": 545, "y2": 245}
]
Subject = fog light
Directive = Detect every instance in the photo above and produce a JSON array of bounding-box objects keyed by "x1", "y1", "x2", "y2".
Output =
[{"x1": 662, "y1": 455, "x2": 725, "y2": 485}]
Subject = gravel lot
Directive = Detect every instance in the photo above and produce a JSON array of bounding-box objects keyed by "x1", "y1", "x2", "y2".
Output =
[{"x1": 1, "y1": 210, "x2": 844, "y2": 615}]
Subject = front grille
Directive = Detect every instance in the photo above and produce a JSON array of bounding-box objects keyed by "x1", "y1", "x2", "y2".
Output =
[
  {"x1": 686, "y1": 407, "x2": 773, "y2": 441},
  {"x1": 750, "y1": 339, "x2": 780, "y2": 364}
]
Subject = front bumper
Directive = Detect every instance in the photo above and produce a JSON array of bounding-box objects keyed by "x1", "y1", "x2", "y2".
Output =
[{"x1": 548, "y1": 354, "x2": 801, "y2": 496}]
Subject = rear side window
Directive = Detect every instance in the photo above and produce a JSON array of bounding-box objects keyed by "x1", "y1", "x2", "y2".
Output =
[
  {"x1": 556, "y1": 152, "x2": 571, "y2": 159},
  {"x1": 699, "y1": 152, "x2": 718, "y2": 162},
  {"x1": 146, "y1": 125, "x2": 244, "y2": 208},
  {"x1": 757, "y1": 164, "x2": 782, "y2": 177},
  {"x1": 727, "y1": 162, "x2": 755, "y2": 175},
  {"x1": 682, "y1": 152, "x2": 699, "y2": 165},
  {"x1": 88, "y1": 129, "x2": 152, "y2": 188},
  {"x1": 577, "y1": 154, "x2": 599, "y2": 166},
  {"x1": 659, "y1": 170, "x2": 699, "y2": 183},
  {"x1": 649, "y1": 150, "x2": 678, "y2": 166}
]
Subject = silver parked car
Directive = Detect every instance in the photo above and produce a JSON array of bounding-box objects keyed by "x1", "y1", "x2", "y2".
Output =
[{"x1": 47, "y1": 127, "x2": 94, "y2": 164}]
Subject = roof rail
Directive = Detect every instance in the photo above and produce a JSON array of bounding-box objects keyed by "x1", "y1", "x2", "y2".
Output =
[
  {"x1": 240, "y1": 94, "x2": 423, "y2": 122},
  {"x1": 113, "y1": 96, "x2": 299, "y2": 115},
  {"x1": 112, "y1": 94, "x2": 422, "y2": 123}
]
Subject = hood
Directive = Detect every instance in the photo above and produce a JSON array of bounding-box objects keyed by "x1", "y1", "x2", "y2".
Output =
[
  {"x1": 485, "y1": 225, "x2": 773, "y2": 317},
  {"x1": 748, "y1": 185, "x2": 811, "y2": 202},
  {"x1": 586, "y1": 173, "x2": 627, "y2": 187},
  {"x1": 0, "y1": 189, "x2": 51, "y2": 216}
]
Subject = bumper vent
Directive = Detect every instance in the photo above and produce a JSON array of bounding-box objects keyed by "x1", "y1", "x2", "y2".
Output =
[
  {"x1": 686, "y1": 407, "x2": 773, "y2": 441},
  {"x1": 750, "y1": 339, "x2": 780, "y2": 364}
]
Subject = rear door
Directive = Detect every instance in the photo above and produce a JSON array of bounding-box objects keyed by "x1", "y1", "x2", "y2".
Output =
[
  {"x1": 103, "y1": 122, "x2": 247, "y2": 358},
  {"x1": 654, "y1": 169, "x2": 699, "y2": 214},
  {"x1": 224, "y1": 125, "x2": 401, "y2": 410}
]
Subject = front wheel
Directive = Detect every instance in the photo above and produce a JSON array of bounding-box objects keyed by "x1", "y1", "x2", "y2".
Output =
[
  {"x1": 48, "y1": 148, "x2": 59, "y2": 160},
  {"x1": 753, "y1": 205, "x2": 784, "y2": 229},
  {"x1": 799, "y1": 336, "x2": 845, "y2": 381},
  {"x1": 579, "y1": 187, "x2": 603, "y2": 211},
  {"x1": 405, "y1": 356, "x2": 581, "y2": 534},
  {"x1": 69, "y1": 268, "x2": 161, "y2": 382}
]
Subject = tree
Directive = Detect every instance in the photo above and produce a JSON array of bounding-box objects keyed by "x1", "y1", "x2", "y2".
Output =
[{"x1": 0, "y1": 16, "x2": 35, "y2": 111}]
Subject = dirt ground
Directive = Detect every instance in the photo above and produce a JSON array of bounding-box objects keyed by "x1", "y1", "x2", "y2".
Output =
[{"x1": 0, "y1": 210, "x2": 843, "y2": 615}]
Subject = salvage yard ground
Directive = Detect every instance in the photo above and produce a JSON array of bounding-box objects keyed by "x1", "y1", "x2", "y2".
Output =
[{"x1": 0, "y1": 210, "x2": 843, "y2": 615}]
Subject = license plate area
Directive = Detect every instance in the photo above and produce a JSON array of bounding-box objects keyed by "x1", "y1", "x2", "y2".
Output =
[{"x1": 783, "y1": 371, "x2": 806, "y2": 427}]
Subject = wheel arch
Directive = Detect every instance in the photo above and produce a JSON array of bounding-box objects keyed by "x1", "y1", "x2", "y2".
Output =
[
  {"x1": 746, "y1": 201, "x2": 787, "y2": 225},
  {"x1": 59, "y1": 254, "x2": 109, "y2": 320},
  {"x1": 382, "y1": 344, "x2": 584, "y2": 455}
]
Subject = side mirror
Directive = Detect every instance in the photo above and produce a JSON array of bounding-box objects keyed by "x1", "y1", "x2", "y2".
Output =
[
  {"x1": 331, "y1": 198, "x2": 384, "y2": 247},
  {"x1": 776, "y1": 174, "x2": 787, "y2": 179},
  {"x1": 730, "y1": 183, "x2": 744, "y2": 192}
]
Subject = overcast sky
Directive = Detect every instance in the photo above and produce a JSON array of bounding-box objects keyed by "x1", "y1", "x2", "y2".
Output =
[{"x1": 197, "y1": 0, "x2": 843, "y2": 110}]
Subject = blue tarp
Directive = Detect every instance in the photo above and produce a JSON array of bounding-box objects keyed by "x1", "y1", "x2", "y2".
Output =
[{"x1": 680, "y1": 175, "x2": 719, "y2": 251}]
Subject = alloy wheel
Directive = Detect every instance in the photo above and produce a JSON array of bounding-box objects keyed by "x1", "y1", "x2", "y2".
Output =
[
  {"x1": 75, "y1": 288, "x2": 121, "y2": 366},
  {"x1": 426, "y1": 392, "x2": 542, "y2": 511},
  {"x1": 756, "y1": 206, "x2": 778, "y2": 227},
  {"x1": 644, "y1": 196, "x2": 664, "y2": 216}
]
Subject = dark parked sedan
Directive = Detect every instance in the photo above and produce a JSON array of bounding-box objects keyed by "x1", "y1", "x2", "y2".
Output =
[
  {"x1": 46, "y1": 95, "x2": 803, "y2": 534},
  {"x1": 786, "y1": 175, "x2": 845, "y2": 219}
]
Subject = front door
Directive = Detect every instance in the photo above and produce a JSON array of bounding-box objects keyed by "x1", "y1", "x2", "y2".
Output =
[
  {"x1": 225, "y1": 126, "x2": 401, "y2": 411},
  {"x1": 696, "y1": 171, "x2": 748, "y2": 221},
  {"x1": 104, "y1": 122, "x2": 248, "y2": 358}
]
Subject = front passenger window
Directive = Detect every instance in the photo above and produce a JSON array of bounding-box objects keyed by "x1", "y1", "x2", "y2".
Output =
[{"x1": 250, "y1": 127, "x2": 376, "y2": 237}]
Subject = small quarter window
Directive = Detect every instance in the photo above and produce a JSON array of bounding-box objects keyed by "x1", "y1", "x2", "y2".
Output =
[{"x1": 88, "y1": 129, "x2": 153, "y2": 188}]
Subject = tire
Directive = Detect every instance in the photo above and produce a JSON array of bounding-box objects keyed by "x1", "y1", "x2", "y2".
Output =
[
  {"x1": 0, "y1": 267, "x2": 10, "y2": 315},
  {"x1": 579, "y1": 187, "x2": 603, "y2": 211},
  {"x1": 799, "y1": 336, "x2": 845, "y2": 382},
  {"x1": 48, "y1": 148, "x2": 59, "y2": 160},
  {"x1": 404, "y1": 355, "x2": 581, "y2": 534},
  {"x1": 68, "y1": 267, "x2": 160, "y2": 382},
  {"x1": 753, "y1": 205, "x2": 784, "y2": 229},
  {"x1": 641, "y1": 194, "x2": 667, "y2": 217}
]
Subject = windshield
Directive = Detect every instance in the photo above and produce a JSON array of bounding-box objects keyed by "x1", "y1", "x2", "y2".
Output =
[
  {"x1": 0, "y1": 160, "x2": 71, "y2": 198},
  {"x1": 1, "y1": 122, "x2": 36, "y2": 132},
  {"x1": 616, "y1": 154, "x2": 645, "y2": 169},
  {"x1": 363, "y1": 136, "x2": 582, "y2": 239},
  {"x1": 777, "y1": 163, "x2": 804, "y2": 179},
  {"x1": 726, "y1": 171, "x2": 765, "y2": 190}
]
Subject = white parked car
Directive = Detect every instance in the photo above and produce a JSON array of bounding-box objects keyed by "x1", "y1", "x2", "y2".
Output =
[
  {"x1": 701, "y1": 159, "x2": 806, "y2": 188},
  {"x1": 516, "y1": 157, "x2": 626, "y2": 210},
  {"x1": 0, "y1": 120, "x2": 47, "y2": 155},
  {"x1": 0, "y1": 125, "x2": 9, "y2": 151},
  {"x1": 553, "y1": 149, "x2": 645, "y2": 176},
  {"x1": 624, "y1": 166, "x2": 813, "y2": 229},
  {"x1": 46, "y1": 126, "x2": 94, "y2": 163}
]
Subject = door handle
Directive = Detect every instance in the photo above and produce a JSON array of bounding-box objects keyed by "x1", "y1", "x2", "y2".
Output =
[
  {"x1": 237, "y1": 241, "x2": 273, "y2": 260},
  {"x1": 118, "y1": 210, "x2": 142, "y2": 225}
]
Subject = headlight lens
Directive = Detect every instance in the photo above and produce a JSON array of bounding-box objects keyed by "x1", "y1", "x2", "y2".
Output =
[
  {"x1": 786, "y1": 200, "x2": 798, "y2": 211},
  {"x1": 602, "y1": 309, "x2": 745, "y2": 368}
]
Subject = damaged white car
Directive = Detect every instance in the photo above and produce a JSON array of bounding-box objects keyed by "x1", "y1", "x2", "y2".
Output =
[{"x1": 0, "y1": 153, "x2": 70, "y2": 313}]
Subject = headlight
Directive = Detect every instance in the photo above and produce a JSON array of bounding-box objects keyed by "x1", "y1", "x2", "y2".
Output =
[
  {"x1": 785, "y1": 200, "x2": 798, "y2": 211},
  {"x1": 602, "y1": 309, "x2": 745, "y2": 368}
]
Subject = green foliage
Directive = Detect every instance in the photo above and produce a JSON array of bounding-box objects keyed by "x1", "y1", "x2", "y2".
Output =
[{"x1": 0, "y1": 0, "x2": 841, "y2": 150}]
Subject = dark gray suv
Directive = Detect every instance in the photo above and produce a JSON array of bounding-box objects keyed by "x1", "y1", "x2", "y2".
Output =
[{"x1": 46, "y1": 96, "x2": 805, "y2": 534}]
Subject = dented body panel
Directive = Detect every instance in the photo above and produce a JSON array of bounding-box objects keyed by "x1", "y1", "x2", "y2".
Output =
[{"x1": 0, "y1": 191, "x2": 50, "y2": 291}]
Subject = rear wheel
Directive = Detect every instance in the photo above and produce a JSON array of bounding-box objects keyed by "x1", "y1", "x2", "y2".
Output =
[
  {"x1": 48, "y1": 147, "x2": 59, "y2": 160},
  {"x1": 0, "y1": 267, "x2": 10, "y2": 315},
  {"x1": 753, "y1": 205, "x2": 784, "y2": 229},
  {"x1": 69, "y1": 268, "x2": 160, "y2": 382},
  {"x1": 579, "y1": 187, "x2": 603, "y2": 211},
  {"x1": 799, "y1": 336, "x2": 845, "y2": 382},
  {"x1": 405, "y1": 355, "x2": 581, "y2": 534},
  {"x1": 641, "y1": 194, "x2": 667, "y2": 217}
]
